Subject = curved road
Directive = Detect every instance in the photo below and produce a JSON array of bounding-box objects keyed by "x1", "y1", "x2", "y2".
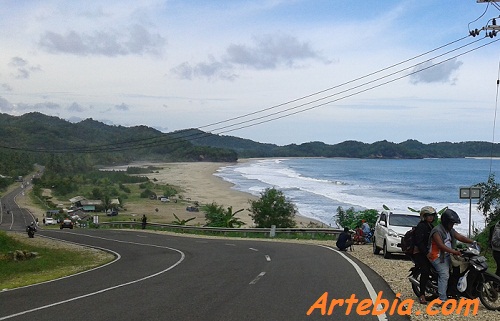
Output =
[{"x1": 1, "y1": 185, "x2": 409, "y2": 321}]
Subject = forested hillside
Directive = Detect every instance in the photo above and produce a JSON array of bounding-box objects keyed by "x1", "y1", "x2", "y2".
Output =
[
  {"x1": 0, "y1": 112, "x2": 237, "y2": 188},
  {"x1": 2, "y1": 111, "x2": 500, "y2": 191},
  {"x1": 175, "y1": 128, "x2": 500, "y2": 159}
]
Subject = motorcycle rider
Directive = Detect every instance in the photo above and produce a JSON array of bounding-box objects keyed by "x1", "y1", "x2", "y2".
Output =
[
  {"x1": 26, "y1": 222, "x2": 37, "y2": 237},
  {"x1": 427, "y1": 209, "x2": 475, "y2": 303},
  {"x1": 412, "y1": 206, "x2": 437, "y2": 304}
]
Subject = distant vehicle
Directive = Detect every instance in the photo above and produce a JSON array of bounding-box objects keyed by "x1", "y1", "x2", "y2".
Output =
[
  {"x1": 106, "y1": 210, "x2": 118, "y2": 216},
  {"x1": 45, "y1": 217, "x2": 55, "y2": 225},
  {"x1": 160, "y1": 197, "x2": 170, "y2": 202},
  {"x1": 60, "y1": 219, "x2": 74, "y2": 229},
  {"x1": 373, "y1": 210, "x2": 420, "y2": 259}
]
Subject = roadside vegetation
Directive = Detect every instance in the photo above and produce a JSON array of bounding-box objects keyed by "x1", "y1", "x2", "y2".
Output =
[
  {"x1": 0, "y1": 231, "x2": 114, "y2": 290},
  {"x1": 3, "y1": 151, "x2": 500, "y2": 288}
]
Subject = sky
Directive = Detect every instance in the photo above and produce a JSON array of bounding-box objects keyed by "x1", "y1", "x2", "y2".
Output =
[{"x1": 1, "y1": 0, "x2": 500, "y2": 146}]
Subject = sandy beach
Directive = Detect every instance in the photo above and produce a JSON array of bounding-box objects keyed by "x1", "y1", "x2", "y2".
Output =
[
  {"x1": 124, "y1": 161, "x2": 325, "y2": 227},
  {"x1": 18, "y1": 161, "x2": 324, "y2": 227}
]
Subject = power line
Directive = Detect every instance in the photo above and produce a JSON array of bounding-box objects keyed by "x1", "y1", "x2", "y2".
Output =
[
  {"x1": 1, "y1": 34, "x2": 498, "y2": 154},
  {"x1": 199, "y1": 35, "x2": 472, "y2": 131},
  {"x1": 205, "y1": 37, "x2": 487, "y2": 134},
  {"x1": 489, "y1": 57, "x2": 500, "y2": 175},
  {"x1": 55, "y1": 35, "x2": 479, "y2": 153}
]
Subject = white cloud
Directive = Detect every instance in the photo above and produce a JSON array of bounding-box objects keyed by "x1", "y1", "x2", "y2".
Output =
[
  {"x1": 0, "y1": 1, "x2": 497, "y2": 145},
  {"x1": 0, "y1": 96, "x2": 14, "y2": 112},
  {"x1": 171, "y1": 33, "x2": 330, "y2": 80},
  {"x1": 115, "y1": 103, "x2": 130, "y2": 111},
  {"x1": 1, "y1": 83, "x2": 12, "y2": 91},
  {"x1": 7, "y1": 57, "x2": 41, "y2": 79},
  {"x1": 38, "y1": 24, "x2": 166, "y2": 56},
  {"x1": 67, "y1": 102, "x2": 85, "y2": 112},
  {"x1": 410, "y1": 58, "x2": 463, "y2": 84},
  {"x1": 15, "y1": 101, "x2": 61, "y2": 111}
]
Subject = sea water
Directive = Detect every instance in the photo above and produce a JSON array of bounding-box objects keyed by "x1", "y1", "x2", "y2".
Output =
[{"x1": 214, "y1": 158, "x2": 500, "y2": 234}]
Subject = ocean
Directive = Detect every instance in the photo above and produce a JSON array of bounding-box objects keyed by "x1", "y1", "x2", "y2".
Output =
[{"x1": 214, "y1": 158, "x2": 500, "y2": 234}]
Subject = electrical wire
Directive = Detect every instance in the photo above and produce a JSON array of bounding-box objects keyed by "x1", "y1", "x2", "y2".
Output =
[
  {"x1": 469, "y1": 1, "x2": 490, "y2": 33},
  {"x1": 205, "y1": 37, "x2": 487, "y2": 134},
  {"x1": 35, "y1": 34, "x2": 476, "y2": 153},
  {"x1": 1, "y1": 34, "x2": 498, "y2": 154},
  {"x1": 215, "y1": 39, "x2": 500, "y2": 135},
  {"x1": 199, "y1": 35, "x2": 472, "y2": 130},
  {"x1": 489, "y1": 57, "x2": 500, "y2": 175}
]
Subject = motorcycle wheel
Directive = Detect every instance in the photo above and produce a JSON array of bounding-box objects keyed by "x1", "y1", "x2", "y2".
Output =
[
  {"x1": 410, "y1": 269, "x2": 438, "y2": 302},
  {"x1": 479, "y1": 273, "x2": 500, "y2": 311}
]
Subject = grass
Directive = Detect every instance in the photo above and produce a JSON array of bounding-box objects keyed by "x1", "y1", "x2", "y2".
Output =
[
  {"x1": 103, "y1": 223, "x2": 336, "y2": 241},
  {"x1": 0, "y1": 231, "x2": 114, "y2": 290}
]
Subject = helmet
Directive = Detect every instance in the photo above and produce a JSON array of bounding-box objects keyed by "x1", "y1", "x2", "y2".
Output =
[
  {"x1": 420, "y1": 206, "x2": 437, "y2": 220},
  {"x1": 441, "y1": 209, "x2": 461, "y2": 226}
]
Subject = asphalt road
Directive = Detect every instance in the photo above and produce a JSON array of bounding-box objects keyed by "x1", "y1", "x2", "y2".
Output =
[{"x1": 1, "y1": 185, "x2": 410, "y2": 321}]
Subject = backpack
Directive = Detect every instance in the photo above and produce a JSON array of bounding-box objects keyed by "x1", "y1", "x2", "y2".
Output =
[{"x1": 401, "y1": 227, "x2": 416, "y2": 255}]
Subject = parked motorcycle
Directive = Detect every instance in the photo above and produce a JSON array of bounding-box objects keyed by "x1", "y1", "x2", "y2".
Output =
[
  {"x1": 26, "y1": 223, "x2": 37, "y2": 238},
  {"x1": 408, "y1": 244, "x2": 500, "y2": 310}
]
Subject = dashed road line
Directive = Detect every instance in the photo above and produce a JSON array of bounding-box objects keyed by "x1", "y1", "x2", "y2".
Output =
[{"x1": 249, "y1": 272, "x2": 266, "y2": 285}]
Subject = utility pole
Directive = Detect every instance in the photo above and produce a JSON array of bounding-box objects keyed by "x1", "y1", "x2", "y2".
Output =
[{"x1": 475, "y1": 1, "x2": 500, "y2": 38}]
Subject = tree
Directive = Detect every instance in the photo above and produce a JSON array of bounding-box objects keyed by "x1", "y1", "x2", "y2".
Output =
[
  {"x1": 204, "y1": 202, "x2": 246, "y2": 228},
  {"x1": 477, "y1": 173, "x2": 500, "y2": 224},
  {"x1": 102, "y1": 194, "x2": 112, "y2": 214},
  {"x1": 248, "y1": 187, "x2": 296, "y2": 228},
  {"x1": 171, "y1": 213, "x2": 196, "y2": 225},
  {"x1": 336, "y1": 207, "x2": 378, "y2": 230}
]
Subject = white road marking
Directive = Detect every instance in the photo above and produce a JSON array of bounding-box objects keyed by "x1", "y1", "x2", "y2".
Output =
[
  {"x1": 265, "y1": 255, "x2": 271, "y2": 262},
  {"x1": 225, "y1": 243, "x2": 236, "y2": 246},
  {"x1": 0, "y1": 233, "x2": 186, "y2": 320},
  {"x1": 249, "y1": 247, "x2": 259, "y2": 251},
  {"x1": 249, "y1": 272, "x2": 266, "y2": 285},
  {"x1": 317, "y1": 245, "x2": 388, "y2": 321}
]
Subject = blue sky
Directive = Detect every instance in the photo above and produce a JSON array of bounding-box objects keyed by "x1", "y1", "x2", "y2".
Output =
[{"x1": 1, "y1": 0, "x2": 499, "y2": 145}]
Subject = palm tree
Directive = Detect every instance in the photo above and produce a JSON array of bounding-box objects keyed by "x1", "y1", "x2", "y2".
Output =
[
  {"x1": 172, "y1": 213, "x2": 196, "y2": 225},
  {"x1": 204, "y1": 203, "x2": 245, "y2": 228},
  {"x1": 220, "y1": 206, "x2": 245, "y2": 228}
]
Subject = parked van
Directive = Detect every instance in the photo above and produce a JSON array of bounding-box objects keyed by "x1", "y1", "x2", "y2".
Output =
[{"x1": 373, "y1": 210, "x2": 420, "y2": 259}]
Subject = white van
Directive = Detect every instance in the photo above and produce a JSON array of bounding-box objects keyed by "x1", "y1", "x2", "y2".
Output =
[{"x1": 373, "y1": 210, "x2": 420, "y2": 259}]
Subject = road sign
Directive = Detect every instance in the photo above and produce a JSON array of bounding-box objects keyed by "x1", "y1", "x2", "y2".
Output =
[
  {"x1": 459, "y1": 187, "x2": 481, "y2": 199},
  {"x1": 459, "y1": 187, "x2": 482, "y2": 238}
]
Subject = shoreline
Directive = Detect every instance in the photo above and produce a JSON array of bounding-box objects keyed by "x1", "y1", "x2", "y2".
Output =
[{"x1": 99, "y1": 161, "x2": 326, "y2": 227}]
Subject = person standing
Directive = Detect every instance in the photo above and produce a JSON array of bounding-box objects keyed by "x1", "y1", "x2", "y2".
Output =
[
  {"x1": 490, "y1": 220, "x2": 500, "y2": 277},
  {"x1": 427, "y1": 209, "x2": 475, "y2": 303},
  {"x1": 141, "y1": 214, "x2": 147, "y2": 229},
  {"x1": 336, "y1": 227, "x2": 354, "y2": 251},
  {"x1": 361, "y1": 219, "x2": 372, "y2": 243},
  {"x1": 412, "y1": 206, "x2": 437, "y2": 304}
]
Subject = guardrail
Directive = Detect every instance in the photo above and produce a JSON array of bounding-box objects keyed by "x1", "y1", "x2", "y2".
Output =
[{"x1": 99, "y1": 221, "x2": 343, "y2": 239}]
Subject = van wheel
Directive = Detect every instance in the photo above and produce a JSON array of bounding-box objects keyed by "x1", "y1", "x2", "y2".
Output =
[
  {"x1": 373, "y1": 237, "x2": 381, "y2": 254},
  {"x1": 383, "y1": 240, "x2": 391, "y2": 259}
]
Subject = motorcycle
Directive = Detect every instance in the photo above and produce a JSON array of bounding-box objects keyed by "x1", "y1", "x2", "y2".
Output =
[
  {"x1": 408, "y1": 244, "x2": 500, "y2": 310},
  {"x1": 26, "y1": 224, "x2": 37, "y2": 238}
]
